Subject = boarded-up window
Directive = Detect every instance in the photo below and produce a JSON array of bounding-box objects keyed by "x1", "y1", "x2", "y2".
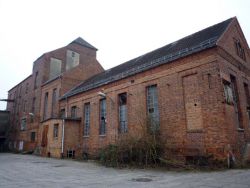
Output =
[
  {"x1": 146, "y1": 85, "x2": 160, "y2": 131},
  {"x1": 49, "y1": 58, "x2": 62, "y2": 79},
  {"x1": 66, "y1": 50, "x2": 79, "y2": 71},
  {"x1": 183, "y1": 74, "x2": 202, "y2": 130}
]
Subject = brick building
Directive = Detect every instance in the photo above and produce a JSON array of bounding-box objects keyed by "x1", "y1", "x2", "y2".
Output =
[{"x1": 7, "y1": 17, "x2": 250, "y2": 162}]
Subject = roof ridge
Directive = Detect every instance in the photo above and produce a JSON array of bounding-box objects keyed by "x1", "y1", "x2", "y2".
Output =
[
  {"x1": 70, "y1": 37, "x2": 98, "y2": 50},
  {"x1": 61, "y1": 17, "x2": 233, "y2": 100}
]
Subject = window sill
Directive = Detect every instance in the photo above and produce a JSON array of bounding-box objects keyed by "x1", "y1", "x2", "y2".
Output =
[
  {"x1": 237, "y1": 128, "x2": 244, "y2": 132},
  {"x1": 83, "y1": 135, "x2": 90, "y2": 138},
  {"x1": 99, "y1": 134, "x2": 106, "y2": 137}
]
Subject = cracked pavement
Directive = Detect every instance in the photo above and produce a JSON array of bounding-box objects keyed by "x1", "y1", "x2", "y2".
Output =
[{"x1": 0, "y1": 153, "x2": 250, "y2": 188}]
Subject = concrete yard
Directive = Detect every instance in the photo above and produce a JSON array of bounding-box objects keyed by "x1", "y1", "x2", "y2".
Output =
[{"x1": 0, "y1": 153, "x2": 250, "y2": 188}]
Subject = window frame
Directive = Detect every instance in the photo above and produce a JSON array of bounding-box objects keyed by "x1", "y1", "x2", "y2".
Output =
[
  {"x1": 71, "y1": 106, "x2": 77, "y2": 118},
  {"x1": 234, "y1": 39, "x2": 246, "y2": 61},
  {"x1": 53, "y1": 124, "x2": 59, "y2": 139},
  {"x1": 30, "y1": 132, "x2": 36, "y2": 142},
  {"x1": 99, "y1": 98, "x2": 106, "y2": 135},
  {"x1": 118, "y1": 93, "x2": 128, "y2": 133},
  {"x1": 66, "y1": 50, "x2": 80, "y2": 71},
  {"x1": 49, "y1": 57, "x2": 62, "y2": 79},
  {"x1": 20, "y1": 118, "x2": 27, "y2": 131},
  {"x1": 223, "y1": 80, "x2": 234, "y2": 105},
  {"x1": 83, "y1": 102, "x2": 90, "y2": 136},
  {"x1": 146, "y1": 84, "x2": 160, "y2": 131},
  {"x1": 51, "y1": 88, "x2": 57, "y2": 117},
  {"x1": 43, "y1": 92, "x2": 49, "y2": 120}
]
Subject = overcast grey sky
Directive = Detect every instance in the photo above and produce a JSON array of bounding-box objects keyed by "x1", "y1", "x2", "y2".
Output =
[{"x1": 0, "y1": 0, "x2": 249, "y2": 110}]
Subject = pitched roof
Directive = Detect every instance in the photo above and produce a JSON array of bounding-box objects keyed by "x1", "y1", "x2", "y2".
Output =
[
  {"x1": 61, "y1": 18, "x2": 233, "y2": 100},
  {"x1": 69, "y1": 37, "x2": 98, "y2": 50}
]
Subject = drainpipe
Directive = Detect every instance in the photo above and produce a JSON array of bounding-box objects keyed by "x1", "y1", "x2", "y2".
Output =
[
  {"x1": 61, "y1": 96, "x2": 68, "y2": 158},
  {"x1": 61, "y1": 119, "x2": 65, "y2": 158}
]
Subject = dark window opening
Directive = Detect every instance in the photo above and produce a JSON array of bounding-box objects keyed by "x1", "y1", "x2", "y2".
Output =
[
  {"x1": 67, "y1": 150, "x2": 75, "y2": 158},
  {"x1": 30, "y1": 132, "x2": 36, "y2": 142},
  {"x1": 119, "y1": 93, "x2": 128, "y2": 133}
]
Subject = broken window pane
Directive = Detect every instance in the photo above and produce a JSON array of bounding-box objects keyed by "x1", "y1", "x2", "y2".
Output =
[
  {"x1": 99, "y1": 99, "x2": 106, "y2": 135},
  {"x1": 119, "y1": 93, "x2": 128, "y2": 133},
  {"x1": 66, "y1": 50, "x2": 80, "y2": 71},
  {"x1": 146, "y1": 85, "x2": 160, "y2": 131},
  {"x1": 223, "y1": 80, "x2": 234, "y2": 105}
]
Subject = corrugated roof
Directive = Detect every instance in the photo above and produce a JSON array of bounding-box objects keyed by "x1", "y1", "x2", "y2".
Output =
[
  {"x1": 61, "y1": 18, "x2": 233, "y2": 100},
  {"x1": 70, "y1": 37, "x2": 98, "y2": 50}
]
